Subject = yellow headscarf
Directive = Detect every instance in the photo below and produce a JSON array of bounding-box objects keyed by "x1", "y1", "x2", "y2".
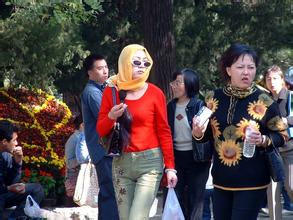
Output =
[{"x1": 109, "y1": 44, "x2": 153, "y2": 91}]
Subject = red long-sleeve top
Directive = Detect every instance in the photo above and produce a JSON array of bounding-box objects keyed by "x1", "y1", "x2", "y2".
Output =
[{"x1": 96, "y1": 83, "x2": 175, "y2": 169}]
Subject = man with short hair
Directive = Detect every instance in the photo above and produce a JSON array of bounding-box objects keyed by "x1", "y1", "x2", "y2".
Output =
[
  {"x1": 0, "y1": 120, "x2": 44, "y2": 219},
  {"x1": 81, "y1": 54, "x2": 119, "y2": 220}
]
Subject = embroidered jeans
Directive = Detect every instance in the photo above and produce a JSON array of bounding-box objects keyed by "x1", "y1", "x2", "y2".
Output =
[{"x1": 112, "y1": 148, "x2": 163, "y2": 220}]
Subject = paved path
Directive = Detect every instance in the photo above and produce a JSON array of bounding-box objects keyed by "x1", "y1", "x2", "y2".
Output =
[{"x1": 4, "y1": 191, "x2": 293, "y2": 219}]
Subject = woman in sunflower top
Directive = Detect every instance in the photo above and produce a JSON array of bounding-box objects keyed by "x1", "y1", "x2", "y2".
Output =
[
  {"x1": 167, "y1": 68, "x2": 211, "y2": 220},
  {"x1": 192, "y1": 43, "x2": 287, "y2": 220},
  {"x1": 96, "y1": 44, "x2": 177, "y2": 220}
]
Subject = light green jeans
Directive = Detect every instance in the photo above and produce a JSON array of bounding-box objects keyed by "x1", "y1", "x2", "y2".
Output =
[{"x1": 112, "y1": 148, "x2": 163, "y2": 220}]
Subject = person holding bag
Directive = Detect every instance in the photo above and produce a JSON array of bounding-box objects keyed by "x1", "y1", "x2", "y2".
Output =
[
  {"x1": 97, "y1": 44, "x2": 177, "y2": 220},
  {"x1": 192, "y1": 43, "x2": 287, "y2": 220},
  {"x1": 167, "y1": 68, "x2": 211, "y2": 220},
  {"x1": 64, "y1": 114, "x2": 90, "y2": 206}
]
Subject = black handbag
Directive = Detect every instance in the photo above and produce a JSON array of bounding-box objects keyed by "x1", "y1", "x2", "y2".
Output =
[
  {"x1": 192, "y1": 140, "x2": 213, "y2": 162},
  {"x1": 100, "y1": 87, "x2": 122, "y2": 157},
  {"x1": 265, "y1": 136, "x2": 285, "y2": 182}
]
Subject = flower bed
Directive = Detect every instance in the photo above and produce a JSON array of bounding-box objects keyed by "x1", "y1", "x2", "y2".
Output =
[{"x1": 0, "y1": 87, "x2": 74, "y2": 197}]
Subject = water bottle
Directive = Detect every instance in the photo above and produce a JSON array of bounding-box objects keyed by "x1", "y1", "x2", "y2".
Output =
[{"x1": 243, "y1": 126, "x2": 255, "y2": 158}]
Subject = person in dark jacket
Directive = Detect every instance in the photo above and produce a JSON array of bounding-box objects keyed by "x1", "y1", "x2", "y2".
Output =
[
  {"x1": 167, "y1": 68, "x2": 211, "y2": 220},
  {"x1": 192, "y1": 44, "x2": 287, "y2": 220},
  {"x1": 0, "y1": 120, "x2": 44, "y2": 219},
  {"x1": 263, "y1": 65, "x2": 293, "y2": 218}
]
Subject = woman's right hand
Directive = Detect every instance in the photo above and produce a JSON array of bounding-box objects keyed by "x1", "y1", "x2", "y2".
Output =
[
  {"x1": 192, "y1": 116, "x2": 208, "y2": 139},
  {"x1": 108, "y1": 103, "x2": 128, "y2": 120}
]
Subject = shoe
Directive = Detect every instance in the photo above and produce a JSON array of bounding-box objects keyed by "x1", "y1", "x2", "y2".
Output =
[
  {"x1": 259, "y1": 208, "x2": 269, "y2": 216},
  {"x1": 282, "y1": 207, "x2": 293, "y2": 215}
]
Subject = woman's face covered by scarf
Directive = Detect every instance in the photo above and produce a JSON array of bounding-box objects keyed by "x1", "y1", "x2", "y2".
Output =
[{"x1": 116, "y1": 44, "x2": 153, "y2": 91}]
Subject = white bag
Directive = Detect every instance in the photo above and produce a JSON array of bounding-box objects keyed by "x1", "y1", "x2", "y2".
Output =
[
  {"x1": 73, "y1": 162, "x2": 99, "y2": 207},
  {"x1": 24, "y1": 195, "x2": 41, "y2": 217},
  {"x1": 149, "y1": 197, "x2": 158, "y2": 217},
  {"x1": 162, "y1": 188, "x2": 185, "y2": 220}
]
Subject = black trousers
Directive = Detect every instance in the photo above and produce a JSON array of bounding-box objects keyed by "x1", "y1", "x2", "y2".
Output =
[
  {"x1": 0, "y1": 183, "x2": 44, "y2": 218},
  {"x1": 174, "y1": 149, "x2": 211, "y2": 220},
  {"x1": 95, "y1": 156, "x2": 119, "y2": 220},
  {"x1": 213, "y1": 187, "x2": 267, "y2": 220}
]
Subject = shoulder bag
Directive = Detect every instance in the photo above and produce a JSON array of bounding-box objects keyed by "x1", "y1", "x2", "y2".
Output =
[
  {"x1": 100, "y1": 87, "x2": 122, "y2": 157},
  {"x1": 265, "y1": 135, "x2": 285, "y2": 182},
  {"x1": 73, "y1": 161, "x2": 99, "y2": 207}
]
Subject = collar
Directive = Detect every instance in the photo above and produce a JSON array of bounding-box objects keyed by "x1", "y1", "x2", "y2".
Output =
[
  {"x1": 88, "y1": 80, "x2": 106, "y2": 91},
  {"x1": 278, "y1": 88, "x2": 288, "y2": 100},
  {"x1": 186, "y1": 96, "x2": 198, "y2": 108},
  {"x1": 223, "y1": 83, "x2": 257, "y2": 99}
]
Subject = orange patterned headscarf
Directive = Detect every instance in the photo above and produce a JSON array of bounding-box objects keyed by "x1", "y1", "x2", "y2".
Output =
[{"x1": 109, "y1": 44, "x2": 153, "y2": 91}]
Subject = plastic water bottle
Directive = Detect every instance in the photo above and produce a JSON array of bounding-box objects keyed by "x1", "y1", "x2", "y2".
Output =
[{"x1": 243, "y1": 126, "x2": 255, "y2": 158}]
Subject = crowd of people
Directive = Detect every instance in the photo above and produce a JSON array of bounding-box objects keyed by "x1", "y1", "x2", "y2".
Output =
[{"x1": 0, "y1": 42, "x2": 292, "y2": 220}]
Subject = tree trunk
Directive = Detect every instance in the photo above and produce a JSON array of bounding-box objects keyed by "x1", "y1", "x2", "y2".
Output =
[{"x1": 142, "y1": 0, "x2": 175, "y2": 100}]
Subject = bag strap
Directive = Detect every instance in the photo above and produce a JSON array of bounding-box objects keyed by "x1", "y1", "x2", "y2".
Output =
[{"x1": 111, "y1": 87, "x2": 117, "y2": 106}]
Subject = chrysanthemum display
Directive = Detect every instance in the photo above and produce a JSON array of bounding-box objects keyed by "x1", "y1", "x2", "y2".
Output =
[{"x1": 0, "y1": 87, "x2": 74, "y2": 196}]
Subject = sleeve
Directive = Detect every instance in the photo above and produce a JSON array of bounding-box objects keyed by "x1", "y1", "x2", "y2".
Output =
[
  {"x1": 1, "y1": 153, "x2": 22, "y2": 188},
  {"x1": 155, "y1": 89, "x2": 174, "y2": 169},
  {"x1": 96, "y1": 87, "x2": 116, "y2": 137},
  {"x1": 0, "y1": 158, "x2": 8, "y2": 194},
  {"x1": 87, "y1": 89, "x2": 102, "y2": 120},
  {"x1": 264, "y1": 101, "x2": 287, "y2": 148},
  {"x1": 65, "y1": 135, "x2": 79, "y2": 169},
  {"x1": 75, "y1": 132, "x2": 90, "y2": 164},
  {"x1": 286, "y1": 116, "x2": 293, "y2": 126}
]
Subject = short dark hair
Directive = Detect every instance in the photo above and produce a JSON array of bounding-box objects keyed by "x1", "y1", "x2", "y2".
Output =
[
  {"x1": 172, "y1": 68, "x2": 200, "y2": 98},
  {"x1": 73, "y1": 114, "x2": 83, "y2": 130},
  {"x1": 219, "y1": 43, "x2": 259, "y2": 82},
  {"x1": 83, "y1": 54, "x2": 106, "y2": 72},
  {"x1": 0, "y1": 120, "x2": 18, "y2": 142}
]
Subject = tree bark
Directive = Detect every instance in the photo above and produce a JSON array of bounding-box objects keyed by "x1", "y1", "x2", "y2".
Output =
[{"x1": 142, "y1": 0, "x2": 175, "y2": 100}]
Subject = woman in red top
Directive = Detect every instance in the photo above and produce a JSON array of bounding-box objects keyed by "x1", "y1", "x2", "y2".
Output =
[{"x1": 97, "y1": 44, "x2": 177, "y2": 220}]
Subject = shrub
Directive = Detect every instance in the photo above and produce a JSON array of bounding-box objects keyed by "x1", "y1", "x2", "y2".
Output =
[{"x1": 0, "y1": 87, "x2": 74, "y2": 197}]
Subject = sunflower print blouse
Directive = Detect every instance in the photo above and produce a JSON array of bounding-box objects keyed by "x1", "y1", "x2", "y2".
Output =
[{"x1": 205, "y1": 85, "x2": 287, "y2": 191}]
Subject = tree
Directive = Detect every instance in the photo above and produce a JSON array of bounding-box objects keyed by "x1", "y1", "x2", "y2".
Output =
[
  {"x1": 142, "y1": 0, "x2": 175, "y2": 99},
  {"x1": 0, "y1": 1, "x2": 103, "y2": 91}
]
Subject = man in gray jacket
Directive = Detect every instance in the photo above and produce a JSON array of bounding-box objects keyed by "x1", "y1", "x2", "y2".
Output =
[{"x1": 81, "y1": 54, "x2": 119, "y2": 220}]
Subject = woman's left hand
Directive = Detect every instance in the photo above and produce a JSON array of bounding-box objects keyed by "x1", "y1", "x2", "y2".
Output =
[
  {"x1": 166, "y1": 170, "x2": 178, "y2": 188},
  {"x1": 247, "y1": 129, "x2": 263, "y2": 146}
]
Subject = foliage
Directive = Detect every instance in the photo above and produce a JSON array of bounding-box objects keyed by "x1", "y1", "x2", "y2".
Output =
[
  {"x1": 0, "y1": 0, "x2": 292, "y2": 97},
  {"x1": 0, "y1": 86, "x2": 74, "y2": 197},
  {"x1": 174, "y1": 0, "x2": 293, "y2": 91},
  {"x1": 0, "y1": 0, "x2": 103, "y2": 91}
]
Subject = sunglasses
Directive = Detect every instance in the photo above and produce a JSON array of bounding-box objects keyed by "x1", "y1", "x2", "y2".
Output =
[{"x1": 131, "y1": 60, "x2": 151, "y2": 68}]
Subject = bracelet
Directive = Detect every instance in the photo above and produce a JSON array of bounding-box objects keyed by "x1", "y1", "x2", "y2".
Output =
[
  {"x1": 192, "y1": 133, "x2": 204, "y2": 140},
  {"x1": 165, "y1": 169, "x2": 177, "y2": 174}
]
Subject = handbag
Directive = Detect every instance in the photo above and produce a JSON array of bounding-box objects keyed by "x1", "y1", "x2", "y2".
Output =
[
  {"x1": 100, "y1": 87, "x2": 122, "y2": 157},
  {"x1": 162, "y1": 188, "x2": 185, "y2": 220},
  {"x1": 265, "y1": 135, "x2": 285, "y2": 182},
  {"x1": 73, "y1": 162, "x2": 99, "y2": 207},
  {"x1": 192, "y1": 140, "x2": 213, "y2": 162}
]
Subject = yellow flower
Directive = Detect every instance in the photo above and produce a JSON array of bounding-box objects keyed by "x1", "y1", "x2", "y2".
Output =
[
  {"x1": 218, "y1": 139, "x2": 242, "y2": 167},
  {"x1": 248, "y1": 100, "x2": 267, "y2": 120},
  {"x1": 206, "y1": 98, "x2": 218, "y2": 112},
  {"x1": 236, "y1": 119, "x2": 260, "y2": 139}
]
